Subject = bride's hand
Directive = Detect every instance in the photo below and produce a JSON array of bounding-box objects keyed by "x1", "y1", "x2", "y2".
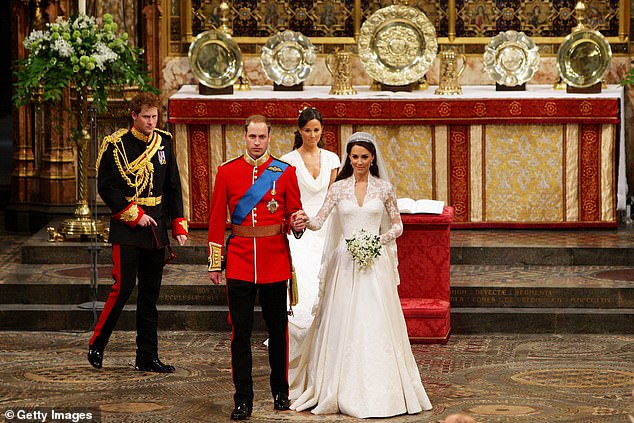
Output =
[{"x1": 291, "y1": 210, "x2": 307, "y2": 231}]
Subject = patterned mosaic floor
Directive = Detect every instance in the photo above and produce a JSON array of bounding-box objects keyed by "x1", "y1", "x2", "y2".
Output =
[
  {"x1": 1, "y1": 229, "x2": 633, "y2": 421},
  {"x1": 0, "y1": 331, "x2": 632, "y2": 423}
]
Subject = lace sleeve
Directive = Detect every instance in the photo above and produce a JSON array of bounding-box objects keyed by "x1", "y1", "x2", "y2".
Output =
[
  {"x1": 379, "y1": 184, "x2": 403, "y2": 244},
  {"x1": 307, "y1": 182, "x2": 339, "y2": 231}
]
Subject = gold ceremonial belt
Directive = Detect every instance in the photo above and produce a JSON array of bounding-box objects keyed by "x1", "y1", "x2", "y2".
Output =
[
  {"x1": 231, "y1": 224, "x2": 282, "y2": 238},
  {"x1": 126, "y1": 196, "x2": 162, "y2": 206}
]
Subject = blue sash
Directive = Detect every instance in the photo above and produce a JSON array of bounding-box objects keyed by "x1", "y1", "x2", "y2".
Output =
[{"x1": 231, "y1": 158, "x2": 289, "y2": 224}]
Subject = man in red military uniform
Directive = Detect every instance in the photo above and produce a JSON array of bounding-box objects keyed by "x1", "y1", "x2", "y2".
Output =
[
  {"x1": 88, "y1": 92, "x2": 188, "y2": 373},
  {"x1": 208, "y1": 115, "x2": 305, "y2": 420}
]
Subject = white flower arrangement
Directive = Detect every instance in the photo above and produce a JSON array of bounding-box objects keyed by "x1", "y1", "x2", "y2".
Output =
[
  {"x1": 13, "y1": 13, "x2": 156, "y2": 112},
  {"x1": 345, "y1": 228, "x2": 382, "y2": 270}
]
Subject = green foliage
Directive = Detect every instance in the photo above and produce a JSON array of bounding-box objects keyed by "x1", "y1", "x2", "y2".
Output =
[
  {"x1": 13, "y1": 13, "x2": 159, "y2": 112},
  {"x1": 620, "y1": 62, "x2": 634, "y2": 87}
]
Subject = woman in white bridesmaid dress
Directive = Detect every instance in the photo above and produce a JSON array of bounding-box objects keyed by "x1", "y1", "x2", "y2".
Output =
[
  {"x1": 289, "y1": 132, "x2": 432, "y2": 419},
  {"x1": 280, "y1": 108, "x2": 340, "y2": 358}
]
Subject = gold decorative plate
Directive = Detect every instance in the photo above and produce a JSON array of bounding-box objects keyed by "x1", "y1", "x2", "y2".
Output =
[
  {"x1": 483, "y1": 30, "x2": 540, "y2": 87},
  {"x1": 358, "y1": 5, "x2": 437, "y2": 86},
  {"x1": 188, "y1": 30, "x2": 243, "y2": 89},
  {"x1": 260, "y1": 30, "x2": 316, "y2": 86},
  {"x1": 556, "y1": 29, "x2": 612, "y2": 88}
]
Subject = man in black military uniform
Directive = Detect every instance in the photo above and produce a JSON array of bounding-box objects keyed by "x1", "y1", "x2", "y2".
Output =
[{"x1": 87, "y1": 92, "x2": 188, "y2": 373}]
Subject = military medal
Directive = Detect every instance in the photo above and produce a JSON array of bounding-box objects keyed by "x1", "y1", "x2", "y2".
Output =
[{"x1": 268, "y1": 180, "x2": 278, "y2": 213}]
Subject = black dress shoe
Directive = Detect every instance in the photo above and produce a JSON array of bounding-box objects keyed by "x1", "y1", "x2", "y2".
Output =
[
  {"x1": 273, "y1": 392, "x2": 290, "y2": 411},
  {"x1": 230, "y1": 403, "x2": 252, "y2": 420},
  {"x1": 87, "y1": 346, "x2": 103, "y2": 369},
  {"x1": 134, "y1": 358, "x2": 175, "y2": 373}
]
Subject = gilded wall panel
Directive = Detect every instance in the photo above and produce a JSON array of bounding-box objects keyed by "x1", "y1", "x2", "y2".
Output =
[
  {"x1": 174, "y1": 123, "x2": 190, "y2": 218},
  {"x1": 170, "y1": 0, "x2": 626, "y2": 54},
  {"x1": 225, "y1": 124, "x2": 298, "y2": 161},
  {"x1": 469, "y1": 125, "x2": 483, "y2": 222},
  {"x1": 600, "y1": 124, "x2": 616, "y2": 221},
  {"x1": 191, "y1": 0, "x2": 355, "y2": 38},
  {"x1": 565, "y1": 124, "x2": 579, "y2": 221},
  {"x1": 460, "y1": 0, "x2": 499, "y2": 37},
  {"x1": 485, "y1": 124, "x2": 564, "y2": 222},
  {"x1": 434, "y1": 126, "x2": 449, "y2": 203},
  {"x1": 356, "y1": 125, "x2": 434, "y2": 201}
]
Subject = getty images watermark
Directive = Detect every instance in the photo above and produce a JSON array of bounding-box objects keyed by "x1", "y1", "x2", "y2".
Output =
[{"x1": 3, "y1": 408, "x2": 100, "y2": 422}]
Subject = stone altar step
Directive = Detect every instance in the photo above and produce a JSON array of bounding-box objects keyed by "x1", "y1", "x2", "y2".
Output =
[
  {"x1": 2, "y1": 262, "x2": 633, "y2": 333},
  {"x1": 0, "y1": 304, "x2": 238, "y2": 331},
  {"x1": 452, "y1": 307, "x2": 634, "y2": 334},
  {"x1": 1, "y1": 303, "x2": 631, "y2": 334},
  {"x1": 22, "y1": 227, "x2": 634, "y2": 266},
  {"x1": 5, "y1": 265, "x2": 633, "y2": 308},
  {"x1": 449, "y1": 263, "x2": 634, "y2": 334},
  {"x1": 450, "y1": 246, "x2": 634, "y2": 266},
  {"x1": 20, "y1": 240, "x2": 208, "y2": 265},
  {"x1": 9, "y1": 227, "x2": 634, "y2": 333},
  {"x1": 22, "y1": 242, "x2": 634, "y2": 266}
]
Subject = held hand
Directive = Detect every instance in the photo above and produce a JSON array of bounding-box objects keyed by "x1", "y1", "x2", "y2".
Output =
[
  {"x1": 138, "y1": 214, "x2": 157, "y2": 228},
  {"x1": 175, "y1": 234, "x2": 187, "y2": 246},
  {"x1": 291, "y1": 210, "x2": 308, "y2": 231},
  {"x1": 296, "y1": 209, "x2": 308, "y2": 221},
  {"x1": 209, "y1": 271, "x2": 223, "y2": 285}
]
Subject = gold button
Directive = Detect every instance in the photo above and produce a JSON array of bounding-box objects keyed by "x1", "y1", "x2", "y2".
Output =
[
  {"x1": 253, "y1": 212, "x2": 257, "y2": 218},
  {"x1": 253, "y1": 219, "x2": 257, "y2": 224}
]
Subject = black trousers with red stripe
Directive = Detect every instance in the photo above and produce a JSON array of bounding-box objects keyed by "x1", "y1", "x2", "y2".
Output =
[
  {"x1": 227, "y1": 279, "x2": 289, "y2": 407},
  {"x1": 90, "y1": 244, "x2": 165, "y2": 360}
]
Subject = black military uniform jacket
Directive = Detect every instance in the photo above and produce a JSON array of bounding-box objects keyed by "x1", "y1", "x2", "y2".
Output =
[{"x1": 97, "y1": 127, "x2": 188, "y2": 248}]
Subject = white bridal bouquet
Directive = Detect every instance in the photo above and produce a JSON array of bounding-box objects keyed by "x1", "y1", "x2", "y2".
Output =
[{"x1": 345, "y1": 229, "x2": 382, "y2": 270}]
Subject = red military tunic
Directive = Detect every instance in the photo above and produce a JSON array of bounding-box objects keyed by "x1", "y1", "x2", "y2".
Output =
[{"x1": 208, "y1": 152, "x2": 302, "y2": 283}]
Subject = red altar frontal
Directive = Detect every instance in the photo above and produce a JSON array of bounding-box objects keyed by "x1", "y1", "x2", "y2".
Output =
[
  {"x1": 168, "y1": 85, "x2": 626, "y2": 228},
  {"x1": 397, "y1": 207, "x2": 454, "y2": 343}
]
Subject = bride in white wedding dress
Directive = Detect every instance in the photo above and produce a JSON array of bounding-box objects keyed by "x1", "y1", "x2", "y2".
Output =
[
  {"x1": 281, "y1": 108, "x2": 339, "y2": 353},
  {"x1": 289, "y1": 132, "x2": 432, "y2": 418}
]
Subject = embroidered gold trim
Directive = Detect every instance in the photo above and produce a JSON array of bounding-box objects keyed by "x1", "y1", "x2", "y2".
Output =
[
  {"x1": 96, "y1": 128, "x2": 127, "y2": 169},
  {"x1": 131, "y1": 127, "x2": 149, "y2": 142},
  {"x1": 155, "y1": 128, "x2": 172, "y2": 137},
  {"x1": 125, "y1": 195, "x2": 162, "y2": 206},
  {"x1": 243, "y1": 151, "x2": 270, "y2": 167},
  {"x1": 208, "y1": 242, "x2": 223, "y2": 271},
  {"x1": 98, "y1": 129, "x2": 163, "y2": 200},
  {"x1": 119, "y1": 204, "x2": 140, "y2": 222},
  {"x1": 178, "y1": 220, "x2": 189, "y2": 233}
]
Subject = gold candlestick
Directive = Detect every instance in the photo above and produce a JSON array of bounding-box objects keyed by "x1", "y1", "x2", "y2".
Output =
[
  {"x1": 49, "y1": 87, "x2": 108, "y2": 241},
  {"x1": 573, "y1": 1, "x2": 587, "y2": 32},
  {"x1": 219, "y1": 1, "x2": 232, "y2": 35}
]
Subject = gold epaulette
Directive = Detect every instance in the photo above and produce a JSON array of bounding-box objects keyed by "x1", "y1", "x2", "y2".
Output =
[
  {"x1": 96, "y1": 128, "x2": 128, "y2": 169},
  {"x1": 220, "y1": 155, "x2": 242, "y2": 167},
  {"x1": 155, "y1": 128, "x2": 172, "y2": 137}
]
